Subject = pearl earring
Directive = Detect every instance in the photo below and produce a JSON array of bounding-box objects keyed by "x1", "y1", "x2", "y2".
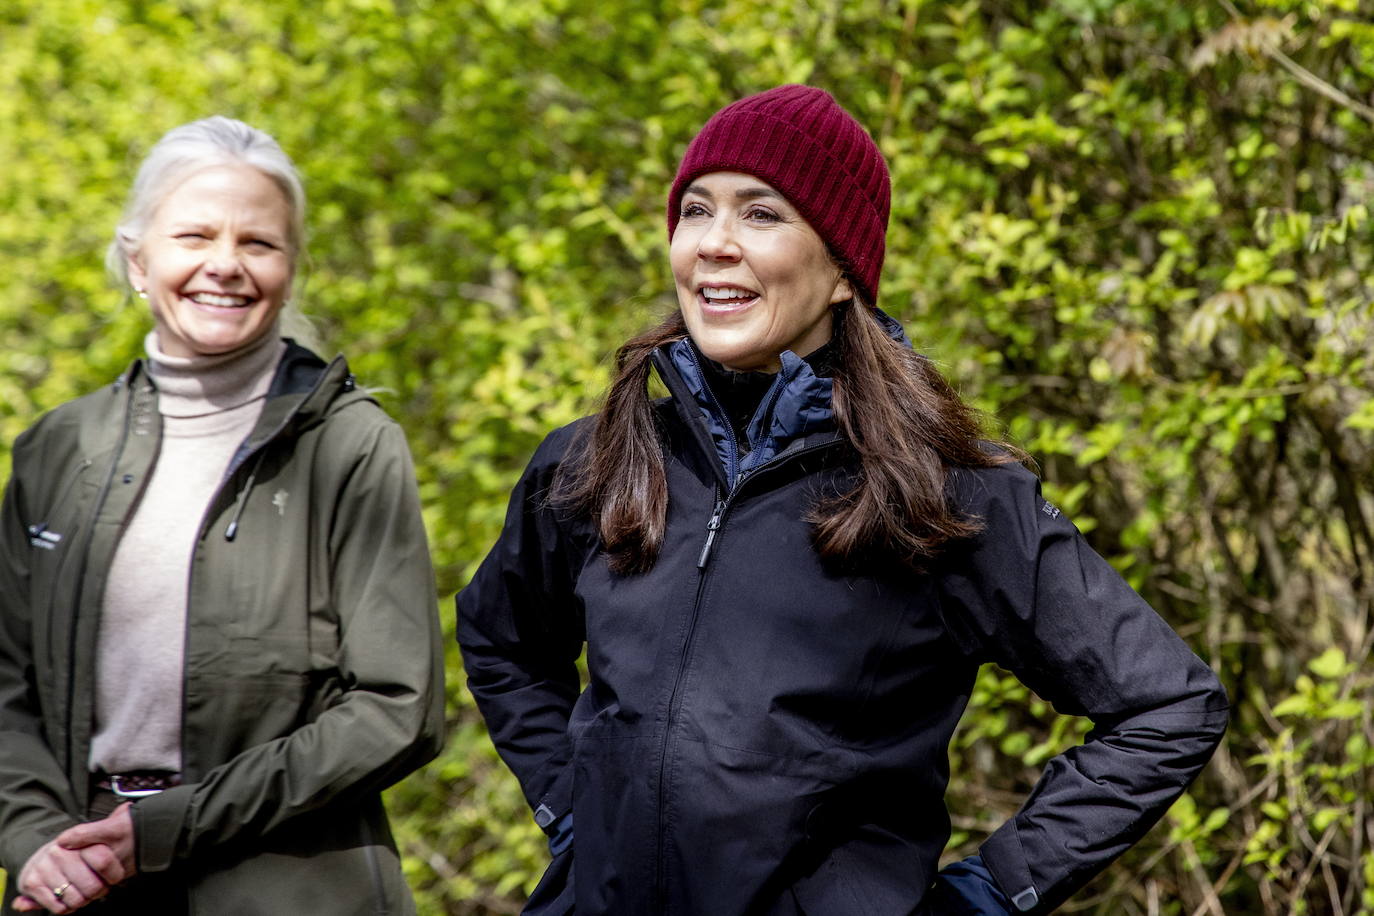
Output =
[{"x1": 136, "y1": 289, "x2": 148, "y2": 300}]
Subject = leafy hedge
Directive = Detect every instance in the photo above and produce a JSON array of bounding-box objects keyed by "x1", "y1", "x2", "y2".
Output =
[{"x1": 3, "y1": 1, "x2": 1371, "y2": 913}]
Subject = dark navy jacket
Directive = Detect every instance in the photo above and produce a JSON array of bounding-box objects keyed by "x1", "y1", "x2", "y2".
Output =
[{"x1": 456, "y1": 333, "x2": 1228, "y2": 915}]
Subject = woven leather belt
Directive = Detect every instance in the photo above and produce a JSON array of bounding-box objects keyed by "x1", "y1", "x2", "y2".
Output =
[{"x1": 94, "y1": 770, "x2": 182, "y2": 798}]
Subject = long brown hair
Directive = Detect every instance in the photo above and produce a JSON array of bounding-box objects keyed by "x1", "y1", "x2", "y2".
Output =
[{"x1": 555, "y1": 302, "x2": 1016, "y2": 574}]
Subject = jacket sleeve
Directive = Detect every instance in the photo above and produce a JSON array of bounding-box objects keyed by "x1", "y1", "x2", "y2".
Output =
[
  {"x1": 454, "y1": 424, "x2": 587, "y2": 834},
  {"x1": 0, "y1": 454, "x2": 81, "y2": 874},
  {"x1": 131, "y1": 416, "x2": 446, "y2": 871},
  {"x1": 936, "y1": 463, "x2": 1229, "y2": 914}
]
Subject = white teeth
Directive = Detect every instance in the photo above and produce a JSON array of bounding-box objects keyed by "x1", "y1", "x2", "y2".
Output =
[
  {"x1": 189, "y1": 292, "x2": 251, "y2": 307},
  {"x1": 701, "y1": 287, "x2": 755, "y2": 300}
]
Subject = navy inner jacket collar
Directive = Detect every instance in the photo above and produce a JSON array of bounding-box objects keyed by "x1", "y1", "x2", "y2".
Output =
[
  {"x1": 662, "y1": 338, "x2": 835, "y2": 491},
  {"x1": 697, "y1": 339, "x2": 838, "y2": 452},
  {"x1": 656, "y1": 308, "x2": 910, "y2": 492}
]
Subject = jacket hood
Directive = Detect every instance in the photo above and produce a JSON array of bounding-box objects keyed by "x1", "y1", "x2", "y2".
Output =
[
  {"x1": 871, "y1": 306, "x2": 911, "y2": 347},
  {"x1": 247, "y1": 340, "x2": 365, "y2": 447}
]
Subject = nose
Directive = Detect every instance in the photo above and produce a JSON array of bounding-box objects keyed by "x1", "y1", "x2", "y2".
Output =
[
  {"x1": 696, "y1": 213, "x2": 740, "y2": 262},
  {"x1": 204, "y1": 238, "x2": 244, "y2": 281}
]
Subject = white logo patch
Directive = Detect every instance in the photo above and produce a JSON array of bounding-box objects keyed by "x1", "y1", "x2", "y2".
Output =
[
  {"x1": 272, "y1": 489, "x2": 289, "y2": 517},
  {"x1": 28, "y1": 526, "x2": 63, "y2": 550}
]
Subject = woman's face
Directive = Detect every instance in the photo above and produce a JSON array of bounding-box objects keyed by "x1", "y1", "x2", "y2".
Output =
[
  {"x1": 671, "y1": 171, "x2": 851, "y2": 373},
  {"x1": 128, "y1": 164, "x2": 293, "y2": 359}
]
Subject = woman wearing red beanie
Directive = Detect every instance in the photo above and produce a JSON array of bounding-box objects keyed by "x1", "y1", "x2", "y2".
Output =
[{"x1": 458, "y1": 85, "x2": 1228, "y2": 914}]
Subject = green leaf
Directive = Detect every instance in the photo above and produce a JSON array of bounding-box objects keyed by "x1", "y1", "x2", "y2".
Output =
[
  {"x1": 1308, "y1": 648, "x2": 1350, "y2": 680},
  {"x1": 1321, "y1": 699, "x2": 1364, "y2": 720},
  {"x1": 1271, "y1": 694, "x2": 1311, "y2": 718},
  {"x1": 1312, "y1": 808, "x2": 1344, "y2": 832},
  {"x1": 1202, "y1": 807, "x2": 1231, "y2": 834},
  {"x1": 1345, "y1": 399, "x2": 1374, "y2": 431}
]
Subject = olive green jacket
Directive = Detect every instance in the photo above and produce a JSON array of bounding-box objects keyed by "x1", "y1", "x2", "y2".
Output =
[{"x1": 0, "y1": 342, "x2": 444, "y2": 914}]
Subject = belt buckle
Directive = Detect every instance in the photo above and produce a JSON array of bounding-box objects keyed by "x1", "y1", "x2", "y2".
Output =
[{"x1": 110, "y1": 775, "x2": 164, "y2": 798}]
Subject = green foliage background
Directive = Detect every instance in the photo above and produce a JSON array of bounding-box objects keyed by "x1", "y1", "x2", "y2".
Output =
[{"x1": 3, "y1": 0, "x2": 1373, "y2": 912}]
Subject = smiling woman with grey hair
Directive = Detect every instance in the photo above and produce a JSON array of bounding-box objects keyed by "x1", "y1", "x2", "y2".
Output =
[
  {"x1": 105, "y1": 117, "x2": 315, "y2": 349},
  {"x1": 0, "y1": 116, "x2": 443, "y2": 915}
]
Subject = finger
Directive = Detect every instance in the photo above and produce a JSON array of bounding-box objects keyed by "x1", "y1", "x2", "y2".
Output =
[
  {"x1": 21, "y1": 884, "x2": 69, "y2": 914},
  {"x1": 74, "y1": 843, "x2": 126, "y2": 886},
  {"x1": 20, "y1": 864, "x2": 71, "y2": 915},
  {"x1": 61, "y1": 860, "x2": 109, "y2": 906},
  {"x1": 57, "y1": 867, "x2": 105, "y2": 911},
  {"x1": 12, "y1": 895, "x2": 41, "y2": 912},
  {"x1": 57, "y1": 804, "x2": 133, "y2": 853},
  {"x1": 41, "y1": 876, "x2": 99, "y2": 914},
  {"x1": 55, "y1": 821, "x2": 113, "y2": 850},
  {"x1": 22, "y1": 853, "x2": 104, "y2": 914}
]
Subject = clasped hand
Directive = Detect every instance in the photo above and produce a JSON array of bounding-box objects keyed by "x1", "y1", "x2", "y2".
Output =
[{"x1": 13, "y1": 803, "x2": 136, "y2": 913}]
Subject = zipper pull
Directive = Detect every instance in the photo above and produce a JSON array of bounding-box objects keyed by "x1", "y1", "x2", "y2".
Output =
[{"x1": 697, "y1": 498, "x2": 726, "y2": 569}]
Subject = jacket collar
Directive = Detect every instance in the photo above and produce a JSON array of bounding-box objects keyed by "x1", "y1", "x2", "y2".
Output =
[
  {"x1": 652, "y1": 308, "x2": 911, "y2": 491},
  {"x1": 118, "y1": 338, "x2": 363, "y2": 475}
]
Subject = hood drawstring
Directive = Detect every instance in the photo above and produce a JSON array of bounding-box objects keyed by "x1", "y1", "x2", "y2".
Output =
[
  {"x1": 219, "y1": 349, "x2": 355, "y2": 542},
  {"x1": 224, "y1": 449, "x2": 270, "y2": 542}
]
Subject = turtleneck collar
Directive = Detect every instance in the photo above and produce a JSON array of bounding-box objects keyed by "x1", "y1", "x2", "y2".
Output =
[{"x1": 145, "y1": 327, "x2": 286, "y2": 419}]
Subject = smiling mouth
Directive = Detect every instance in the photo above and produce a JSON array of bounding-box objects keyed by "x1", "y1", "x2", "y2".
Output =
[
  {"x1": 698, "y1": 286, "x2": 759, "y2": 310},
  {"x1": 186, "y1": 292, "x2": 255, "y2": 308}
]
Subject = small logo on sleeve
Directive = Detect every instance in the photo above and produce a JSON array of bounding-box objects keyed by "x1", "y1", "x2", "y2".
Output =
[
  {"x1": 272, "y1": 489, "x2": 289, "y2": 517},
  {"x1": 1041, "y1": 500, "x2": 1061, "y2": 519}
]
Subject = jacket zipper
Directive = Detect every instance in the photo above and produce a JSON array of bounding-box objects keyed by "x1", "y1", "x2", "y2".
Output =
[
  {"x1": 652, "y1": 437, "x2": 839, "y2": 909},
  {"x1": 696, "y1": 494, "x2": 726, "y2": 569},
  {"x1": 679, "y1": 345, "x2": 741, "y2": 486},
  {"x1": 64, "y1": 386, "x2": 141, "y2": 777},
  {"x1": 696, "y1": 439, "x2": 837, "y2": 568},
  {"x1": 652, "y1": 352, "x2": 746, "y2": 907},
  {"x1": 178, "y1": 363, "x2": 343, "y2": 780},
  {"x1": 737, "y1": 368, "x2": 790, "y2": 478}
]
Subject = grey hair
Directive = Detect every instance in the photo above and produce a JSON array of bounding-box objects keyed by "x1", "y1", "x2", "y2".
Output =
[{"x1": 107, "y1": 116, "x2": 320, "y2": 351}]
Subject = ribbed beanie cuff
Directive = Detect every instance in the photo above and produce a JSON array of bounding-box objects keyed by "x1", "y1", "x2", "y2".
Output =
[{"x1": 667, "y1": 85, "x2": 891, "y2": 305}]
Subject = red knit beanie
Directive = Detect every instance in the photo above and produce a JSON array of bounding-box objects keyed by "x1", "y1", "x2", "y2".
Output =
[{"x1": 667, "y1": 84, "x2": 891, "y2": 305}]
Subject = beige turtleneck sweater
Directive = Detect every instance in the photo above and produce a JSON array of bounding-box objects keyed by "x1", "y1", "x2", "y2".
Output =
[{"x1": 89, "y1": 330, "x2": 287, "y2": 775}]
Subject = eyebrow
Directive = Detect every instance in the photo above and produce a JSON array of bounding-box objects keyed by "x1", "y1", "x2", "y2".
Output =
[
  {"x1": 166, "y1": 222, "x2": 285, "y2": 239},
  {"x1": 683, "y1": 183, "x2": 786, "y2": 203}
]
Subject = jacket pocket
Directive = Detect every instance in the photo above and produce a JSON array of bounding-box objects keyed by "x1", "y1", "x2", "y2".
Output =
[
  {"x1": 189, "y1": 803, "x2": 412, "y2": 916},
  {"x1": 524, "y1": 848, "x2": 575, "y2": 916},
  {"x1": 788, "y1": 826, "x2": 932, "y2": 916},
  {"x1": 789, "y1": 844, "x2": 874, "y2": 915}
]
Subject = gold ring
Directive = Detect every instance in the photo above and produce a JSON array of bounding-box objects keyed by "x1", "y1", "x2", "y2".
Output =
[{"x1": 52, "y1": 882, "x2": 71, "y2": 899}]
